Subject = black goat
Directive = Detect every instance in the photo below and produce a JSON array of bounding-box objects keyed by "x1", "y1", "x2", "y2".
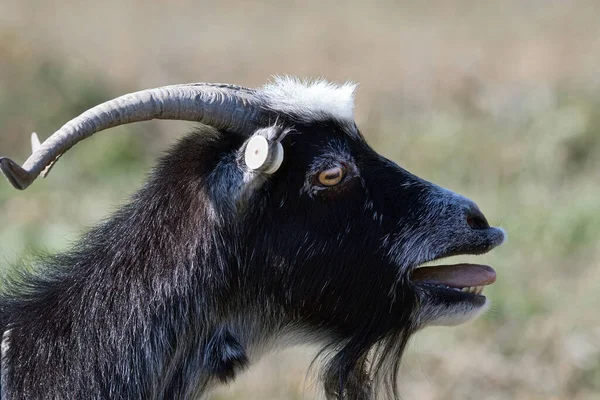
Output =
[{"x1": 0, "y1": 77, "x2": 505, "y2": 399}]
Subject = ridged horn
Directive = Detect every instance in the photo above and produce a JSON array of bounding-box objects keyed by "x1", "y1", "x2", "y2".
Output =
[{"x1": 0, "y1": 83, "x2": 268, "y2": 190}]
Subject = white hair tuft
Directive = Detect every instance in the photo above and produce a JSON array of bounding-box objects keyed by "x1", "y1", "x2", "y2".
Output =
[{"x1": 259, "y1": 76, "x2": 357, "y2": 124}]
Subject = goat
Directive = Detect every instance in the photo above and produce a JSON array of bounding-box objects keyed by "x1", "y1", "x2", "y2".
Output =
[{"x1": 0, "y1": 77, "x2": 505, "y2": 399}]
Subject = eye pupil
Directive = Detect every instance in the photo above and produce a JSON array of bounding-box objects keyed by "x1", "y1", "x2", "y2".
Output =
[{"x1": 318, "y1": 166, "x2": 345, "y2": 186}]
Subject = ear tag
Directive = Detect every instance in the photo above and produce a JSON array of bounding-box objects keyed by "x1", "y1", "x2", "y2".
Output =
[{"x1": 244, "y1": 135, "x2": 284, "y2": 174}]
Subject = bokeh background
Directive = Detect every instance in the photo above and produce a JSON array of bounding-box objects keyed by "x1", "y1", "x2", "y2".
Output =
[{"x1": 1, "y1": 1, "x2": 599, "y2": 399}]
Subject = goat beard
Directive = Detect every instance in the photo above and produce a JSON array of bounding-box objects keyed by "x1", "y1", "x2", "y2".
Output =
[{"x1": 318, "y1": 291, "x2": 418, "y2": 400}]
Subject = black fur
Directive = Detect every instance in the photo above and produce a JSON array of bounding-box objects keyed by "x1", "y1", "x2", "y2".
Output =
[
  {"x1": 0, "y1": 120, "x2": 497, "y2": 399},
  {"x1": 203, "y1": 326, "x2": 248, "y2": 383}
]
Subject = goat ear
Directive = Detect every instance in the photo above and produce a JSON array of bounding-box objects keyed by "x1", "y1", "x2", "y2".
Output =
[
  {"x1": 232, "y1": 125, "x2": 289, "y2": 209},
  {"x1": 202, "y1": 326, "x2": 248, "y2": 383}
]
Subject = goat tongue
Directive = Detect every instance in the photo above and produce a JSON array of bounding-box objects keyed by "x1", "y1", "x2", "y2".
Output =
[{"x1": 411, "y1": 263, "x2": 496, "y2": 288}]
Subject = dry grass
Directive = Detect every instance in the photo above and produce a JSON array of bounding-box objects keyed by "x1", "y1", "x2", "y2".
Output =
[{"x1": 1, "y1": 1, "x2": 599, "y2": 398}]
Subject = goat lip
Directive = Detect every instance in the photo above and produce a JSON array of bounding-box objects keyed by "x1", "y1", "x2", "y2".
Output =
[{"x1": 410, "y1": 263, "x2": 496, "y2": 289}]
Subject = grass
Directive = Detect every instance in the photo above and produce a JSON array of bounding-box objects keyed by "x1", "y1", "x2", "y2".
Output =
[{"x1": 1, "y1": 1, "x2": 599, "y2": 399}]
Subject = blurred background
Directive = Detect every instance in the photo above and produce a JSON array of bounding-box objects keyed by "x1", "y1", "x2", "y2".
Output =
[{"x1": 1, "y1": 0, "x2": 599, "y2": 399}]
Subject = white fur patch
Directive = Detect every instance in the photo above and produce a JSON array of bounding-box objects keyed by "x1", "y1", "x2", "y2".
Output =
[
  {"x1": 413, "y1": 293, "x2": 491, "y2": 329},
  {"x1": 1, "y1": 330, "x2": 9, "y2": 355},
  {"x1": 1, "y1": 329, "x2": 10, "y2": 397},
  {"x1": 259, "y1": 76, "x2": 357, "y2": 124}
]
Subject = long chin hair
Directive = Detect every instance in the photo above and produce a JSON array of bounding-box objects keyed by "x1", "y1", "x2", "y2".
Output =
[{"x1": 318, "y1": 290, "x2": 418, "y2": 400}]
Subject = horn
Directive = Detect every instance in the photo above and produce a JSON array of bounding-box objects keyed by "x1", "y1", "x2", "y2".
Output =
[{"x1": 0, "y1": 83, "x2": 268, "y2": 190}]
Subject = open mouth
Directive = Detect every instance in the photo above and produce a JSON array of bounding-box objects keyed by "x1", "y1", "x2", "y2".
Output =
[
  {"x1": 411, "y1": 263, "x2": 496, "y2": 298},
  {"x1": 408, "y1": 224, "x2": 505, "y2": 306},
  {"x1": 400, "y1": 204, "x2": 505, "y2": 326}
]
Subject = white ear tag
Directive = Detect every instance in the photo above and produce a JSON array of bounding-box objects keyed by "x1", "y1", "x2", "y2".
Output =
[{"x1": 244, "y1": 136, "x2": 284, "y2": 174}]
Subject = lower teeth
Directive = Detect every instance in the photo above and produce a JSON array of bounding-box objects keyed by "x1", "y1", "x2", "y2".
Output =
[
  {"x1": 460, "y1": 286, "x2": 484, "y2": 294},
  {"x1": 429, "y1": 284, "x2": 484, "y2": 295}
]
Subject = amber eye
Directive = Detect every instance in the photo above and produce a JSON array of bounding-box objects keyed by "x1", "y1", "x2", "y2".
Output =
[{"x1": 317, "y1": 166, "x2": 345, "y2": 186}]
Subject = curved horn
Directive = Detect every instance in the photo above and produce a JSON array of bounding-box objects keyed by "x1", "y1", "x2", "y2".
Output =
[{"x1": 0, "y1": 83, "x2": 268, "y2": 190}]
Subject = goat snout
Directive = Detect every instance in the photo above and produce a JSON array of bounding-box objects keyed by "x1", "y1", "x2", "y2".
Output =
[{"x1": 422, "y1": 188, "x2": 506, "y2": 257}]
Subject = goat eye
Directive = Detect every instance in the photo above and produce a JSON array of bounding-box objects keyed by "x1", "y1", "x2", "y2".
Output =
[{"x1": 317, "y1": 166, "x2": 345, "y2": 187}]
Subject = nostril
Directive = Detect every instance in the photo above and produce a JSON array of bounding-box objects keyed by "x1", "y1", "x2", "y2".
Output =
[{"x1": 466, "y1": 208, "x2": 490, "y2": 230}]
